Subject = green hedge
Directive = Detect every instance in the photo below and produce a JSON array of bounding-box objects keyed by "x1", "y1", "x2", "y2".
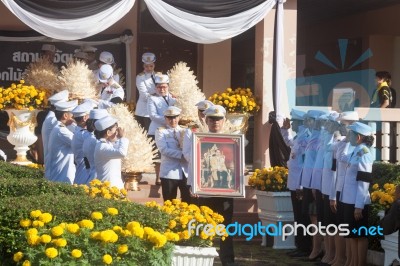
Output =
[{"x1": 0, "y1": 162, "x2": 170, "y2": 265}]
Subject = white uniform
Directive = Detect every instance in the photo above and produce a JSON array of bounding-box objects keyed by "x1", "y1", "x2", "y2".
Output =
[
  {"x1": 83, "y1": 133, "x2": 98, "y2": 183},
  {"x1": 329, "y1": 138, "x2": 355, "y2": 200},
  {"x1": 93, "y1": 69, "x2": 120, "y2": 84},
  {"x1": 282, "y1": 126, "x2": 311, "y2": 191},
  {"x1": 155, "y1": 126, "x2": 188, "y2": 180},
  {"x1": 98, "y1": 81, "x2": 125, "y2": 109},
  {"x1": 182, "y1": 129, "x2": 194, "y2": 187},
  {"x1": 310, "y1": 130, "x2": 332, "y2": 190},
  {"x1": 47, "y1": 122, "x2": 76, "y2": 184},
  {"x1": 135, "y1": 72, "x2": 157, "y2": 117},
  {"x1": 42, "y1": 111, "x2": 57, "y2": 178},
  {"x1": 72, "y1": 126, "x2": 91, "y2": 184},
  {"x1": 300, "y1": 129, "x2": 320, "y2": 188},
  {"x1": 147, "y1": 94, "x2": 176, "y2": 135},
  {"x1": 321, "y1": 135, "x2": 339, "y2": 195},
  {"x1": 339, "y1": 144, "x2": 373, "y2": 209},
  {"x1": 94, "y1": 137, "x2": 129, "y2": 189}
]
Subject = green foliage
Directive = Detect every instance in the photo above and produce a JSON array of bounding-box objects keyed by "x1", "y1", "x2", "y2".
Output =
[
  {"x1": 0, "y1": 161, "x2": 44, "y2": 180},
  {"x1": 0, "y1": 162, "x2": 172, "y2": 265}
]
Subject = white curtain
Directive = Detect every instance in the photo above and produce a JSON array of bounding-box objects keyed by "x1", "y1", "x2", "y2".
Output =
[
  {"x1": 274, "y1": 0, "x2": 285, "y2": 116},
  {"x1": 1, "y1": 0, "x2": 135, "y2": 40},
  {"x1": 144, "y1": 0, "x2": 276, "y2": 44}
]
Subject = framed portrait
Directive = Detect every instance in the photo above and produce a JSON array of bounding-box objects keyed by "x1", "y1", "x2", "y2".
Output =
[{"x1": 191, "y1": 133, "x2": 245, "y2": 198}]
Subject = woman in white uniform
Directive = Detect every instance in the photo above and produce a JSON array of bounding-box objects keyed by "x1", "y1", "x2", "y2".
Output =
[
  {"x1": 94, "y1": 116, "x2": 129, "y2": 189},
  {"x1": 339, "y1": 122, "x2": 374, "y2": 266}
]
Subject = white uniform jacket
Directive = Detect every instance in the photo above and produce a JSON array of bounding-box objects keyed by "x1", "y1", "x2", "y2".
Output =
[
  {"x1": 82, "y1": 133, "x2": 98, "y2": 183},
  {"x1": 147, "y1": 93, "x2": 177, "y2": 135},
  {"x1": 282, "y1": 126, "x2": 311, "y2": 191},
  {"x1": 301, "y1": 129, "x2": 320, "y2": 188},
  {"x1": 94, "y1": 137, "x2": 129, "y2": 189},
  {"x1": 135, "y1": 72, "x2": 156, "y2": 117},
  {"x1": 72, "y1": 126, "x2": 91, "y2": 185},
  {"x1": 42, "y1": 111, "x2": 57, "y2": 178},
  {"x1": 48, "y1": 122, "x2": 76, "y2": 184},
  {"x1": 321, "y1": 135, "x2": 340, "y2": 195},
  {"x1": 155, "y1": 125, "x2": 188, "y2": 180},
  {"x1": 310, "y1": 130, "x2": 332, "y2": 190},
  {"x1": 339, "y1": 144, "x2": 373, "y2": 209},
  {"x1": 98, "y1": 81, "x2": 125, "y2": 109},
  {"x1": 182, "y1": 129, "x2": 194, "y2": 187}
]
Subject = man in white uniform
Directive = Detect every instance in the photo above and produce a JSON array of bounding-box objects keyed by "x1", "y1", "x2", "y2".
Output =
[
  {"x1": 71, "y1": 101, "x2": 94, "y2": 185},
  {"x1": 97, "y1": 64, "x2": 125, "y2": 109},
  {"x1": 47, "y1": 100, "x2": 78, "y2": 184},
  {"x1": 182, "y1": 105, "x2": 235, "y2": 266},
  {"x1": 94, "y1": 116, "x2": 129, "y2": 189},
  {"x1": 135, "y1": 52, "x2": 157, "y2": 131},
  {"x1": 80, "y1": 44, "x2": 98, "y2": 70},
  {"x1": 148, "y1": 74, "x2": 177, "y2": 185},
  {"x1": 83, "y1": 109, "x2": 109, "y2": 183},
  {"x1": 42, "y1": 90, "x2": 69, "y2": 178},
  {"x1": 155, "y1": 106, "x2": 190, "y2": 203}
]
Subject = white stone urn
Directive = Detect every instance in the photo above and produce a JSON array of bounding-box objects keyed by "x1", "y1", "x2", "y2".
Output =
[
  {"x1": 226, "y1": 112, "x2": 251, "y2": 146},
  {"x1": 255, "y1": 190, "x2": 296, "y2": 249},
  {"x1": 171, "y1": 245, "x2": 218, "y2": 266},
  {"x1": 6, "y1": 109, "x2": 39, "y2": 164}
]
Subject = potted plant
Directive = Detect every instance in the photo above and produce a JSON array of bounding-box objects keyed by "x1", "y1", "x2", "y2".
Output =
[
  {"x1": 248, "y1": 166, "x2": 295, "y2": 249},
  {"x1": 371, "y1": 182, "x2": 399, "y2": 265},
  {"x1": 145, "y1": 199, "x2": 225, "y2": 266},
  {"x1": 208, "y1": 87, "x2": 260, "y2": 135},
  {"x1": 0, "y1": 80, "x2": 48, "y2": 165}
]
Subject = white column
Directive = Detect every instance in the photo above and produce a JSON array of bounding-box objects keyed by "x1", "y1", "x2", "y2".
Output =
[
  {"x1": 368, "y1": 122, "x2": 377, "y2": 161},
  {"x1": 381, "y1": 122, "x2": 390, "y2": 162},
  {"x1": 121, "y1": 34, "x2": 134, "y2": 102}
]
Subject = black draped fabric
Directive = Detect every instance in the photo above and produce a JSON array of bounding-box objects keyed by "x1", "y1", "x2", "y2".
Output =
[
  {"x1": 162, "y1": 0, "x2": 266, "y2": 17},
  {"x1": 14, "y1": 0, "x2": 123, "y2": 19},
  {"x1": 268, "y1": 111, "x2": 290, "y2": 167}
]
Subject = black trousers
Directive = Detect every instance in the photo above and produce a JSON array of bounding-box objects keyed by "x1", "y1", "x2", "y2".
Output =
[
  {"x1": 160, "y1": 177, "x2": 191, "y2": 203},
  {"x1": 196, "y1": 197, "x2": 234, "y2": 265},
  {"x1": 134, "y1": 115, "x2": 151, "y2": 132},
  {"x1": 291, "y1": 190, "x2": 311, "y2": 252}
]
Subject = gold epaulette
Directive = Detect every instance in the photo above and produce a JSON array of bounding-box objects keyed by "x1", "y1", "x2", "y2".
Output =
[
  {"x1": 362, "y1": 146, "x2": 369, "y2": 154},
  {"x1": 158, "y1": 127, "x2": 166, "y2": 131},
  {"x1": 138, "y1": 72, "x2": 145, "y2": 76}
]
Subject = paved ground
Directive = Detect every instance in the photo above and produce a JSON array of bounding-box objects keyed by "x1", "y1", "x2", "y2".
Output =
[{"x1": 213, "y1": 240, "x2": 317, "y2": 266}]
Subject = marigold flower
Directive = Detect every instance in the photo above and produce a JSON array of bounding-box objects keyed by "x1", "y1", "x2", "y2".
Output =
[
  {"x1": 22, "y1": 260, "x2": 31, "y2": 266},
  {"x1": 40, "y1": 234, "x2": 52, "y2": 244},
  {"x1": 71, "y1": 249, "x2": 82, "y2": 258},
  {"x1": 55, "y1": 238, "x2": 67, "y2": 247},
  {"x1": 103, "y1": 254, "x2": 113, "y2": 264},
  {"x1": 20, "y1": 219, "x2": 31, "y2": 228},
  {"x1": 91, "y1": 211, "x2": 103, "y2": 220},
  {"x1": 13, "y1": 251, "x2": 23, "y2": 262},
  {"x1": 51, "y1": 226, "x2": 64, "y2": 237},
  {"x1": 30, "y1": 210, "x2": 42, "y2": 219},
  {"x1": 39, "y1": 213, "x2": 52, "y2": 224},
  {"x1": 67, "y1": 223, "x2": 80, "y2": 234},
  {"x1": 45, "y1": 247, "x2": 58, "y2": 259},
  {"x1": 78, "y1": 219, "x2": 94, "y2": 229},
  {"x1": 32, "y1": 220, "x2": 44, "y2": 228},
  {"x1": 107, "y1": 207, "x2": 119, "y2": 216},
  {"x1": 117, "y1": 244, "x2": 128, "y2": 254}
]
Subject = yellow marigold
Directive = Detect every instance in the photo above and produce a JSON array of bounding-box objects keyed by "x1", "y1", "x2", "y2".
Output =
[
  {"x1": 117, "y1": 244, "x2": 128, "y2": 254},
  {"x1": 103, "y1": 254, "x2": 113, "y2": 264},
  {"x1": 164, "y1": 232, "x2": 180, "y2": 241},
  {"x1": 45, "y1": 247, "x2": 58, "y2": 259},
  {"x1": 22, "y1": 260, "x2": 31, "y2": 266},
  {"x1": 26, "y1": 228, "x2": 38, "y2": 236},
  {"x1": 132, "y1": 227, "x2": 144, "y2": 239},
  {"x1": 40, "y1": 234, "x2": 52, "y2": 244},
  {"x1": 30, "y1": 210, "x2": 42, "y2": 219},
  {"x1": 13, "y1": 251, "x2": 24, "y2": 262},
  {"x1": 67, "y1": 223, "x2": 80, "y2": 234},
  {"x1": 20, "y1": 219, "x2": 31, "y2": 228},
  {"x1": 127, "y1": 221, "x2": 141, "y2": 231},
  {"x1": 71, "y1": 249, "x2": 82, "y2": 259},
  {"x1": 91, "y1": 212, "x2": 103, "y2": 220},
  {"x1": 168, "y1": 220, "x2": 177, "y2": 229},
  {"x1": 100, "y1": 230, "x2": 118, "y2": 243},
  {"x1": 51, "y1": 226, "x2": 64, "y2": 237},
  {"x1": 107, "y1": 207, "x2": 119, "y2": 216},
  {"x1": 39, "y1": 213, "x2": 52, "y2": 224},
  {"x1": 78, "y1": 219, "x2": 94, "y2": 230},
  {"x1": 32, "y1": 220, "x2": 44, "y2": 228},
  {"x1": 103, "y1": 181, "x2": 111, "y2": 187},
  {"x1": 90, "y1": 231, "x2": 100, "y2": 240},
  {"x1": 55, "y1": 238, "x2": 67, "y2": 247}
]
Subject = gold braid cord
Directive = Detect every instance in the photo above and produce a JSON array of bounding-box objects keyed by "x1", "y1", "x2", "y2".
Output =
[{"x1": 7, "y1": 112, "x2": 37, "y2": 132}]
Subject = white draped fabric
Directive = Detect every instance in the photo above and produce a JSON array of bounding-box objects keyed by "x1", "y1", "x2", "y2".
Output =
[
  {"x1": 274, "y1": 0, "x2": 285, "y2": 116},
  {"x1": 144, "y1": 0, "x2": 276, "y2": 44},
  {"x1": 1, "y1": 0, "x2": 135, "y2": 40}
]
